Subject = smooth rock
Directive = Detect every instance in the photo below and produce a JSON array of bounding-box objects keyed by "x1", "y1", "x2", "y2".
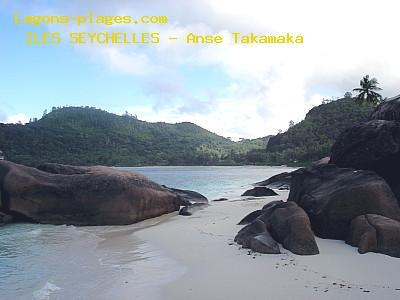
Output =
[
  {"x1": 242, "y1": 187, "x2": 278, "y2": 197},
  {"x1": 310, "y1": 156, "x2": 330, "y2": 167},
  {"x1": 254, "y1": 172, "x2": 291, "y2": 190},
  {"x1": 288, "y1": 164, "x2": 400, "y2": 239},
  {"x1": 0, "y1": 212, "x2": 13, "y2": 224},
  {"x1": 330, "y1": 120, "x2": 400, "y2": 202},
  {"x1": 347, "y1": 214, "x2": 400, "y2": 258},
  {"x1": 162, "y1": 185, "x2": 208, "y2": 205},
  {"x1": 234, "y1": 219, "x2": 268, "y2": 248},
  {"x1": 237, "y1": 210, "x2": 263, "y2": 225},
  {"x1": 260, "y1": 201, "x2": 319, "y2": 255},
  {"x1": 249, "y1": 232, "x2": 280, "y2": 254},
  {"x1": 178, "y1": 203, "x2": 208, "y2": 216},
  {"x1": 235, "y1": 200, "x2": 318, "y2": 255},
  {"x1": 37, "y1": 163, "x2": 97, "y2": 175},
  {"x1": 178, "y1": 206, "x2": 192, "y2": 216},
  {"x1": 370, "y1": 97, "x2": 400, "y2": 121},
  {"x1": 0, "y1": 161, "x2": 180, "y2": 225},
  {"x1": 213, "y1": 198, "x2": 228, "y2": 202}
]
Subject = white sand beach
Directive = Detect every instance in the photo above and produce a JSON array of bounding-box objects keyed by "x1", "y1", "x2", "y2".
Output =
[{"x1": 134, "y1": 192, "x2": 400, "y2": 300}]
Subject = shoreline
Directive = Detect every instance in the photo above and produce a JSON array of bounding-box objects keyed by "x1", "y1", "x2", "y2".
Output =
[
  {"x1": 135, "y1": 194, "x2": 400, "y2": 300},
  {"x1": 2, "y1": 165, "x2": 400, "y2": 300}
]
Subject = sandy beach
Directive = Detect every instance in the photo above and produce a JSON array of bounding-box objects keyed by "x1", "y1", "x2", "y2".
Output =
[
  {"x1": 2, "y1": 166, "x2": 400, "y2": 300},
  {"x1": 2, "y1": 1, "x2": 400, "y2": 300},
  {"x1": 135, "y1": 192, "x2": 400, "y2": 300}
]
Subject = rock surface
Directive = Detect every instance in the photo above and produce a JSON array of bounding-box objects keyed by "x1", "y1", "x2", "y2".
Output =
[
  {"x1": 39, "y1": 163, "x2": 209, "y2": 206},
  {"x1": 237, "y1": 210, "x2": 263, "y2": 225},
  {"x1": 0, "y1": 161, "x2": 181, "y2": 225},
  {"x1": 178, "y1": 206, "x2": 192, "y2": 216},
  {"x1": 235, "y1": 218, "x2": 281, "y2": 254},
  {"x1": 347, "y1": 214, "x2": 400, "y2": 257},
  {"x1": 330, "y1": 120, "x2": 400, "y2": 201},
  {"x1": 37, "y1": 163, "x2": 97, "y2": 175},
  {"x1": 370, "y1": 98, "x2": 400, "y2": 121},
  {"x1": 235, "y1": 201, "x2": 318, "y2": 255},
  {"x1": 310, "y1": 156, "x2": 330, "y2": 167},
  {"x1": 288, "y1": 164, "x2": 400, "y2": 239},
  {"x1": 178, "y1": 203, "x2": 208, "y2": 216},
  {"x1": 162, "y1": 186, "x2": 208, "y2": 206},
  {"x1": 235, "y1": 99, "x2": 400, "y2": 257},
  {"x1": 241, "y1": 187, "x2": 278, "y2": 197},
  {"x1": 259, "y1": 201, "x2": 319, "y2": 255},
  {"x1": 213, "y1": 198, "x2": 228, "y2": 202},
  {"x1": 235, "y1": 219, "x2": 271, "y2": 249},
  {"x1": 0, "y1": 212, "x2": 13, "y2": 224},
  {"x1": 248, "y1": 232, "x2": 281, "y2": 254},
  {"x1": 254, "y1": 172, "x2": 291, "y2": 190}
]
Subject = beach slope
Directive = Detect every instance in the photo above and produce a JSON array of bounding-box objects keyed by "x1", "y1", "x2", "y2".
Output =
[{"x1": 137, "y1": 193, "x2": 400, "y2": 300}]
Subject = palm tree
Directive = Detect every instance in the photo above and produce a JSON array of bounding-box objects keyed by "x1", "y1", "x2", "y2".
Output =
[{"x1": 353, "y1": 75, "x2": 383, "y2": 105}]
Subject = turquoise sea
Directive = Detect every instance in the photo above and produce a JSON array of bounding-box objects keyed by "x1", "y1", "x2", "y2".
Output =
[{"x1": 0, "y1": 166, "x2": 293, "y2": 300}]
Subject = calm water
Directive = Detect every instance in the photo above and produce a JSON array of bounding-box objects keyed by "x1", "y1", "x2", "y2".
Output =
[
  {"x1": 0, "y1": 166, "x2": 293, "y2": 300},
  {"x1": 129, "y1": 165, "x2": 292, "y2": 199}
]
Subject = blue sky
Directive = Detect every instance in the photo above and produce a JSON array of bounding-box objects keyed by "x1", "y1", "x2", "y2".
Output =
[
  {"x1": 1, "y1": 0, "x2": 399, "y2": 139},
  {"x1": 0, "y1": 4, "x2": 230, "y2": 123}
]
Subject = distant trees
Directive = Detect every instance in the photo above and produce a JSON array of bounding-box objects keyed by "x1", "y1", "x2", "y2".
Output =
[
  {"x1": 0, "y1": 106, "x2": 267, "y2": 167},
  {"x1": 123, "y1": 111, "x2": 138, "y2": 119},
  {"x1": 321, "y1": 97, "x2": 340, "y2": 104},
  {"x1": 344, "y1": 92, "x2": 352, "y2": 99},
  {"x1": 265, "y1": 97, "x2": 374, "y2": 166},
  {"x1": 353, "y1": 75, "x2": 382, "y2": 105},
  {"x1": 321, "y1": 98, "x2": 332, "y2": 104}
]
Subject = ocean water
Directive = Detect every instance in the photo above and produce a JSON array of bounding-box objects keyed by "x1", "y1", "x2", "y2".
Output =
[
  {"x1": 129, "y1": 165, "x2": 293, "y2": 200},
  {"x1": 0, "y1": 166, "x2": 294, "y2": 300}
]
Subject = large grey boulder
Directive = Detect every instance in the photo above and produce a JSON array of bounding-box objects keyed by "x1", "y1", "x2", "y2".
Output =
[
  {"x1": 254, "y1": 172, "x2": 292, "y2": 190},
  {"x1": 237, "y1": 210, "x2": 263, "y2": 225},
  {"x1": 370, "y1": 97, "x2": 400, "y2": 121},
  {"x1": 259, "y1": 201, "x2": 319, "y2": 255},
  {"x1": 249, "y1": 232, "x2": 281, "y2": 254},
  {"x1": 235, "y1": 201, "x2": 319, "y2": 255},
  {"x1": 162, "y1": 186, "x2": 208, "y2": 206},
  {"x1": 330, "y1": 120, "x2": 400, "y2": 202},
  {"x1": 0, "y1": 161, "x2": 181, "y2": 225},
  {"x1": 347, "y1": 214, "x2": 400, "y2": 258},
  {"x1": 288, "y1": 164, "x2": 400, "y2": 239},
  {"x1": 241, "y1": 187, "x2": 278, "y2": 197}
]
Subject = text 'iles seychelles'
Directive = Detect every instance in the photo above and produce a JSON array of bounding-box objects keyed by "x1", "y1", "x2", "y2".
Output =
[{"x1": 26, "y1": 32, "x2": 304, "y2": 45}]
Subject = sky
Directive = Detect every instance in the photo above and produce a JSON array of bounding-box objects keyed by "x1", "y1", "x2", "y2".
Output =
[{"x1": 0, "y1": 0, "x2": 399, "y2": 140}]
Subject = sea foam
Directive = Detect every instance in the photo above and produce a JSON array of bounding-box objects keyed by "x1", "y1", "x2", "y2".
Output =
[{"x1": 33, "y1": 282, "x2": 61, "y2": 300}]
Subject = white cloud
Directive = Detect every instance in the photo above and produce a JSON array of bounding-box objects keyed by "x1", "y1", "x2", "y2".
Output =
[
  {"x1": 4, "y1": 114, "x2": 30, "y2": 124},
  {"x1": 97, "y1": 46, "x2": 152, "y2": 75},
  {"x1": 7, "y1": 0, "x2": 400, "y2": 138}
]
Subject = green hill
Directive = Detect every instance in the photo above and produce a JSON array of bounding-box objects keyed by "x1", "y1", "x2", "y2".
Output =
[
  {"x1": 1, "y1": 99, "x2": 368, "y2": 167},
  {"x1": 0, "y1": 106, "x2": 266, "y2": 166},
  {"x1": 264, "y1": 98, "x2": 374, "y2": 165}
]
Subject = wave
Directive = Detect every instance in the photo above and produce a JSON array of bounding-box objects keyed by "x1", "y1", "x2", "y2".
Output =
[
  {"x1": 33, "y1": 282, "x2": 61, "y2": 300},
  {"x1": 27, "y1": 228, "x2": 43, "y2": 236}
]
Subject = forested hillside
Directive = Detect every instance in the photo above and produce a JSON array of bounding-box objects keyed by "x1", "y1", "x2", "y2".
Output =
[
  {"x1": 0, "y1": 98, "x2": 373, "y2": 167},
  {"x1": 0, "y1": 107, "x2": 268, "y2": 166},
  {"x1": 264, "y1": 98, "x2": 374, "y2": 165}
]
